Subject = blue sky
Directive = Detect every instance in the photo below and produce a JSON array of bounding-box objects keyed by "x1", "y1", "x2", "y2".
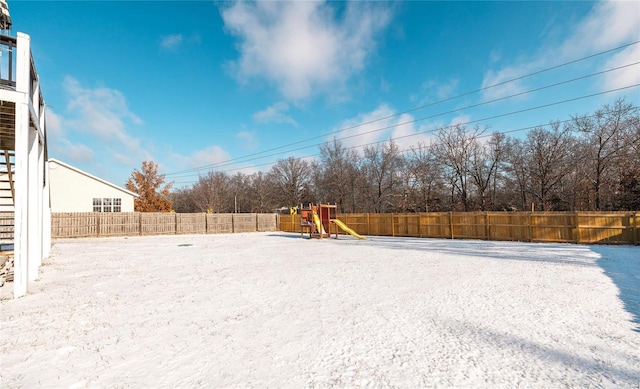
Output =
[{"x1": 8, "y1": 0, "x2": 640, "y2": 188}]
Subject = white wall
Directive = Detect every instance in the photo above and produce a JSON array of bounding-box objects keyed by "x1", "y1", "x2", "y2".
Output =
[{"x1": 48, "y1": 161, "x2": 135, "y2": 212}]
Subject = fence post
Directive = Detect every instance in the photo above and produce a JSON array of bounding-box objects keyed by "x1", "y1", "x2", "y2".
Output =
[
  {"x1": 449, "y1": 212, "x2": 454, "y2": 239},
  {"x1": 391, "y1": 213, "x2": 395, "y2": 237},
  {"x1": 138, "y1": 212, "x2": 142, "y2": 236},
  {"x1": 96, "y1": 212, "x2": 100, "y2": 237},
  {"x1": 256, "y1": 213, "x2": 259, "y2": 232},
  {"x1": 484, "y1": 211, "x2": 489, "y2": 240},
  {"x1": 367, "y1": 213, "x2": 370, "y2": 236},
  {"x1": 528, "y1": 212, "x2": 533, "y2": 242},
  {"x1": 232, "y1": 214, "x2": 236, "y2": 234},
  {"x1": 574, "y1": 212, "x2": 580, "y2": 244},
  {"x1": 419, "y1": 212, "x2": 422, "y2": 238}
]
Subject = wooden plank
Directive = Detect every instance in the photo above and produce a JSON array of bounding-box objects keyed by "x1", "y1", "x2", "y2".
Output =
[
  {"x1": 140, "y1": 213, "x2": 176, "y2": 236},
  {"x1": 207, "y1": 214, "x2": 233, "y2": 234},
  {"x1": 176, "y1": 213, "x2": 206, "y2": 235},
  {"x1": 99, "y1": 212, "x2": 139, "y2": 236}
]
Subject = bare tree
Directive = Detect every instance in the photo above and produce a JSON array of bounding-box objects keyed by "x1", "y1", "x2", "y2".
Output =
[
  {"x1": 228, "y1": 173, "x2": 251, "y2": 213},
  {"x1": 469, "y1": 131, "x2": 505, "y2": 211},
  {"x1": 191, "y1": 171, "x2": 230, "y2": 213},
  {"x1": 317, "y1": 138, "x2": 359, "y2": 212},
  {"x1": 503, "y1": 137, "x2": 530, "y2": 210},
  {"x1": 247, "y1": 171, "x2": 277, "y2": 212},
  {"x1": 270, "y1": 157, "x2": 312, "y2": 207},
  {"x1": 572, "y1": 98, "x2": 639, "y2": 210},
  {"x1": 614, "y1": 106, "x2": 640, "y2": 210},
  {"x1": 524, "y1": 122, "x2": 576, "y2": 211},
  {"x1": 170, "y1": 187, "x2": 197, "y2": 213},
  {"x1": 361, "y1": 140, "x2": 404, "y2": 212},
  {"x1": 434, "y1": 125, "x2": 479, "y2": 211},
  {"x1": 406, "y1": 142, "x2": 444, "y2": 212}
]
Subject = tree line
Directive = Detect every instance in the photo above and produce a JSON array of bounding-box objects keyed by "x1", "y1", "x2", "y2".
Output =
[{"x1": 131, "y1": 99, "x2": 639, "y2": 213}]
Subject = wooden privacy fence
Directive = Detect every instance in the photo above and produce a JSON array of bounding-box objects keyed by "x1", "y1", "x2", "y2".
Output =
[
  {"x1": 280, "y1": 212, "x2": 639, "y2": 245},
  {"x1": 52, "y1": 212, "x2": 279, "y2": 238}
]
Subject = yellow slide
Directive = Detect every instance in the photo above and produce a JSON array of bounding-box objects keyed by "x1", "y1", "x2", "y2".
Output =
[
  {"x1": 312, "y1": 211, "x2": 326, "y2": 234},
  {"x1": 331, "y1": 219, "x2": 366, "y2": 240}
]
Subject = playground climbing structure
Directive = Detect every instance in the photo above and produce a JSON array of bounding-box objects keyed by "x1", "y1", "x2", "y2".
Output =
[{"x1": 298, "y1": 203, "x2": 365, "y2": 240}]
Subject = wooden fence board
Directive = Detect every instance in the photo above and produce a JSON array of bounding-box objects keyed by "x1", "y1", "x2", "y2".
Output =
[
  {"x1": 419, "y1": 212, "x2": 450, "y2": 239},
  {"x1": 99, "y1": 213, "x2": 139, "y2": 237},
  {"x1": 141, "y1": 213, "x2": 176, "y2": 236},
  {"x1": 452, "y1": 212, "x2": 487, "y2": 240},
  {"x1": 531, "y1": 213, "x2": 576, "y2": 243},
  {"x1": 487, "y1": 212, "x2": 530, "y2": 241},
  {"x1": 176, "y1": 213, "x2": 206, "y2": 235},
  {"x1": 233, "y1": 213, "x2": 257, "y2": 233},
  {"x1": 393, "y1": 214, "x2": 421, "y2": 237},
  {"x1": 279, "y1": 214, "x2": 299, "y2": 233},
  {"x1": 257, "y1": 214, "x2": 278, "y2": 232},
  {"x1": 0, "y1": 212, "x2": 14, "y2": 243},
  {"x1": 279, "y1": 211, "x2": 639, "y2": 245},
  {"x1": 52, "y1": 212, "x2": 97, "y2": 238},
  {"x1": 337, "y1": 214, "x2": 368, "y2": 236},
  {"x1": 368, "y1": 214, "x2": 394, "y2": 236},
  {"x1": 206, "y1": 214, "x2": 233, "y2": 234},
  {"x1": 38, "y1": 211, "x2": 640, "y2": 245},
  {"x1": 577, "y1": 212, "x2": 635, "y2": 244}
]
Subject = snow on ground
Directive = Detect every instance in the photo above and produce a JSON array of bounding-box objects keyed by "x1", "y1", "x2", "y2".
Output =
[{"x1": 1, "y1": 232, "x2": 639, "y2": 388}]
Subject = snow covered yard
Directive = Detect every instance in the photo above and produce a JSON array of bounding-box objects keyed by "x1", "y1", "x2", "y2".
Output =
[{"x1": 1, "y1": 232, "x2": 639, "y2": 388}]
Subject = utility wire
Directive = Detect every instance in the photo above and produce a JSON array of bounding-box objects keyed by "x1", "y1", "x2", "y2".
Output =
[
  {"x1": 165, "y1": 40, "x2": 640, "y2": 177},
  {"x1": 169, "y1": 83, "x2": 639, "y2": 183},
  {"x1": 167, "y1": 63, "x2": 639, "y2": 176},
  {"x1": 168, "y1": 61, "x2": 638, "y2": 175},
  {"x1": 168, "y1": 112, "x2": 612, "y2": 186},
  {"x1": 172, "y1": 104, "x2": 639, "y2": 186}
]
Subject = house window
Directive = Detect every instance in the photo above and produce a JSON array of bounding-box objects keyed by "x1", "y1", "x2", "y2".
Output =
[
  {"x1": 92, "y1": 198, "x2": 122, "y2": 212},
  {"x1": 103, "y1": 198, "x2": 112, "y2": 212}
]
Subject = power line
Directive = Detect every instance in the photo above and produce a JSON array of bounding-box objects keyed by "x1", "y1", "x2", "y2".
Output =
[
  {"x1": 168, "y1": 83, "x2": 639, "y2": 184},
  {"x1": 164, "y1": 40, "x2": 640, "y2": 177},
  {"x1": 167, "y1": 112, "x2": 610, "y2": 187},
  {"x1": 168, "y1": 61, "x2": 638, "y2": 176}
]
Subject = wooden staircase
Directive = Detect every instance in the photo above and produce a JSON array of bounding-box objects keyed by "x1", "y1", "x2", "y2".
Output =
[{"x1": 0, "y1": 148, "x2": 14, "y2": 249}]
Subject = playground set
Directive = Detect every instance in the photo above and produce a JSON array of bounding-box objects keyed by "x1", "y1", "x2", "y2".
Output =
[{"x1": 296, "y1": 203, "x2": 365, "y2": 240}]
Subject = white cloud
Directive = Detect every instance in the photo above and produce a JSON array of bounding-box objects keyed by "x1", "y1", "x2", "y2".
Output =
[
  {"x1": 600, "y1": 44, "x2": 640, "y2": 91},
  {"x1": 63, "y1": 77, "x2": 143, "y2": 146},
  {"x1": 173, "y1": 145, "x2": 231, "y2": 171},
  {"x1": 481, "y1": 0, "x2": 640, "y2": 101},
  {"x1": 414, "y1": 78, "x2": 460, "y2": 104},
  {"x1": 480, "y1": 64, "x2": 537, "y2": 101},
  {"x1": 160, "y1": 34, "x2": 184, "y2": 50},
  {"x1": 330, "y1": 104, "x2": 435, "y2": 153},
  {"x1": 560, "y1": 1, "x2": 640, "y2": 58},
  {"x1": 253, "y1": 102, "x2": 297, "y2": 125},
  {"x1": 221, "y1": 1, "x2": 392, "y2": 100},
  {"x1": 450, "y1": 115, "x2": 472, "y2": 128},
  {"x1": 49, "y1": 76, "x2": 154, "y2": 174},
  {"x1": 235, "y1": 130, "x2": 258, "y2": 150},
  {"x1": 45, "y1": 107, "x2": 64, "y2": 137},
  {"x1": 53, "y1": 139, "x2": 94, "y2": 163},
  {"x1": 380, "y1": 77, "x2": 391, "y2": 93}
]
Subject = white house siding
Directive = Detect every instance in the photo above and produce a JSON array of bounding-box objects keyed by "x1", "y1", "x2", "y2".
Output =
[{"x1": 48, "y1": 160, "x2": 135, "y2": 213}]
